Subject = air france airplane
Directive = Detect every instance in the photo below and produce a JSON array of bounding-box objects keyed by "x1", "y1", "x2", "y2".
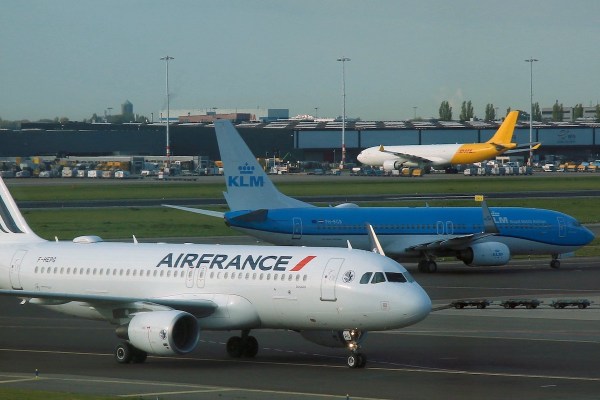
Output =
[
  {"x1": 356, "y1": 111, "x2": 541, "y2": 171},
  {"x1": 166, "y1": 120, "x2": 594, "y2": 273},
  {"x1": 0, "y1": 177, "x2": 430, "y2": 368}
]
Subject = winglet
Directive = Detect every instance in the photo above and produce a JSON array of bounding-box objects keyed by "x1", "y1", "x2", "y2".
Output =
[
  {"x1": 378, "y1": 145, "x2": 385, "y2": 152},
  {"x1": 481, "y1": 201, "x2": 499, "y2": 234},
  {"x1": 366, "y1": 223, "x2": 385, "y2": 256}
]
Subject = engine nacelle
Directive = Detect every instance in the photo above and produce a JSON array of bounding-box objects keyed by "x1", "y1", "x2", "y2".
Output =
[
  {"x1": 299, "y1": 330, "x2": 368, "y2": 348},
  {"x1": 117, "y1": 310, "x2": 200, "y2": 356},
  {"x1": 382, "y1": 159, "x2": 403, "y2": 171},
  {"x1": 458, "y1": 242, "x2": 511, "y2": 266},
  {"x1": 334, "y1": 202, "x2": 359, "y2": 208}
]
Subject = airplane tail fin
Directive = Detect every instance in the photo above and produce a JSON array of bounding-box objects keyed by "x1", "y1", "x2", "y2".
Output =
[
  {"x1": 0, "y1": 177, "x2": 44, "y2": 243},
  {"x1": 486, "y1": 110, "x2": 519, "y2": 145},
  {"x1": 214, "y1": 120, "x2": 313, "y2": 211}
]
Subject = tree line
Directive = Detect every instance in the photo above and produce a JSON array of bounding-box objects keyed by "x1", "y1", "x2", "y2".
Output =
[{"x1": 436, "y1": 101, "x2": 600, "y2": 122}]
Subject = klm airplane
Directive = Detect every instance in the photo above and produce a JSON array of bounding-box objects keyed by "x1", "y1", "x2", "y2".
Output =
[{"x1": 166, "y1": 120, "x2": 595, "y2": 273}]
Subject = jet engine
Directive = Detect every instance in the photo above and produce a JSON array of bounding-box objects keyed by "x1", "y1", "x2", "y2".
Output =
[
  {"x1": 457, "y1": 242, "x2": 511, "y2": 266},
  {"x1": 382, "y1": 159, "x2": 404, "y2": 171},
  {"x1": 116, "y1": 310, "x2": 200, "y2": 356},
  {"x1": 299, "y1": 330, "x2": 368, "y2": 348}
]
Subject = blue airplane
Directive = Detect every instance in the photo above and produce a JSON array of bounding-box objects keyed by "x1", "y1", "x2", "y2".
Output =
[{"x1": 166, "y1": 120, "x2": 595, "y2": 273}]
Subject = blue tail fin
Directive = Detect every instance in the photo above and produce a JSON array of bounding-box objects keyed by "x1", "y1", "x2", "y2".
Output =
[{"x1": 214, "y1": 120, "x2": 313, "y2": 211}]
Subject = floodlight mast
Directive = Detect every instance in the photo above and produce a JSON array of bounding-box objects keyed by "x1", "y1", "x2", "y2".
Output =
[
  {"x1": 161, "y1": 55, "x2": 174, "y2": 167},
  {"x1": 337, "y1": 56, "x2": 350, "y2": 170},
  {"x1": 525, "y1": 57, "x2": 538, "y2": 166}
]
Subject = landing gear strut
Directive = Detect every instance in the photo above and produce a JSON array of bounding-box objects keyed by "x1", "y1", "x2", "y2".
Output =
[
  {"x1": 226, "y1": 329, "x2": 259, "y2": 358},
  {"x1": 343, "y1": 330, "x2": 367, "y2": 368},
  {"x1": 418, "y1": 259, "x2": 437, "y2": 273},
  {"x1": 550, "y1": 255, "x2": 561, "y2": 269}
]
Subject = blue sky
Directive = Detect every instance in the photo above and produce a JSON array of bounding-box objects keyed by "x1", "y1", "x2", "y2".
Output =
[{"x1": 1, "y1": 0, "x2": 599, "y2": 121}]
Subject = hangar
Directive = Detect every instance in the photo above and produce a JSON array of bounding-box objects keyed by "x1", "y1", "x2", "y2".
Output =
[{"x1": 2, "y1": 119, "x2": 599, "y2": 165}]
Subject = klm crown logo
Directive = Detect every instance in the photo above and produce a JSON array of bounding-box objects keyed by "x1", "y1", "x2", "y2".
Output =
[
  {"x1": 239, "y1": 163, "x2": 255, "y2": 175},
  {"x1": 228, "y1": 163, "x2": 264, "y2": 187}
]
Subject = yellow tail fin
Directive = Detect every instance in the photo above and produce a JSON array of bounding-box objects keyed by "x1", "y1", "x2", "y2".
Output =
[{"x1": 486, "y1": 110, "x2": 519, "y2": 144}]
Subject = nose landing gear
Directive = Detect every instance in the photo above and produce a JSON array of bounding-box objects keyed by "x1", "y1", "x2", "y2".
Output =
[{"x1": 344, "y1": 329, "x2": 367, "y2": 368}]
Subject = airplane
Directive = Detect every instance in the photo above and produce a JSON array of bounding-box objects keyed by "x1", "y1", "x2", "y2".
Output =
[
  {"x1": 0, "y1": 177, "x2": 431, "y2": 369},
  {"x1": 356, "y1": 110, "x2": 541, "y2": 172},
  {"x1": 166, "y1": 120, "x2": 595, "y2": 273}
]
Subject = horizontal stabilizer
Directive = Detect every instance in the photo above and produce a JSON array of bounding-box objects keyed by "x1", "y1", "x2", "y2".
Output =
[
  {"x1": 163, "y1": 204, "x2": 224, "y2": 219},
  {"x1": 504, "y1": 142, "x2": 541, "y2": 154}
]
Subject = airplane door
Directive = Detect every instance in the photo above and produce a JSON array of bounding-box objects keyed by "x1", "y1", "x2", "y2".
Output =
[
  {"x1": 320, "y1": 258, "x2": 344, "y2": 301},
  {"x1": 197, "y1": 266, "x2": 206, "y2": 288},
  {"x1": 9, "y1": 250, "x2": 27, "y2": 290},
  {"x1": 185, "y1": 268, "x2": 195, "y2": 288},
  {"x1": 436, "y1": 221, "x2": 444, "y2": 235},
  {"x1": 292, "y1": 217, "x2": 302, "y2": 239},
  {"x1": 557, "y1": 217, "x2": 566, "y2": 237}
]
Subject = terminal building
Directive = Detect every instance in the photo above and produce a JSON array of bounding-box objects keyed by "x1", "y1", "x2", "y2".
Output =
[{"x1": 2, "y1": 117, "x2": 600, "y2": 167}]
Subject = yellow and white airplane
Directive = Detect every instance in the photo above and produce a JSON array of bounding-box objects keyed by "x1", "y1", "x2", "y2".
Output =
[
  {"x1": 357, "y1": 111, "x2": 540, "y2": 171},
  {"x1": 0, "y1": 177, "x2": 430, "y2": 368}
]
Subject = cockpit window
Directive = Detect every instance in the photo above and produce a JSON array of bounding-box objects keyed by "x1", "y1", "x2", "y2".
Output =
[
  {"x1": 385, "y1": 272, "x2": 407, "y2": 283},
  {"x1": 360, "y1": 272, "x2": 373, "y2": 284},
  {"x1": 371, "y1": 272, "x2": 386, "y2": 284}
]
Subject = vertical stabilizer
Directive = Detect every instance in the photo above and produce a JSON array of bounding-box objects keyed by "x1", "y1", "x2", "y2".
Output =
[
  {"x1": 0, "y1": 177, "x2": 44, "y2": 242},
  {"x1": 486, "y1": 110, "x2": 519, "y2": 144},
  {"x1": 214, "y1": 120, "x2": 313, "y2": 211}
]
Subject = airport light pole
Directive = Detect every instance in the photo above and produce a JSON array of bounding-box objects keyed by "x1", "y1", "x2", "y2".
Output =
[
  {"x1": 161, "y1": 55, "x2": 174, "y2": 167},
  {"x1": 337, "y1": 56, "x2": 350, "y2": 170},
  {"x1": 525, "y1": 57, "x2": 538, "y2": 166}
]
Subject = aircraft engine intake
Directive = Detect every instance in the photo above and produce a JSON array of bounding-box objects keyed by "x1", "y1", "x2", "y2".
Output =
[
  {"x1": 382, "y1": 159, "x2": 404, "y2": 171},
  {"x1": 116, "y1": 310, "x2": 200, "y2": 356},
  {"x1": 458, "y1": 242, "x2": 511, "y2": 266}
]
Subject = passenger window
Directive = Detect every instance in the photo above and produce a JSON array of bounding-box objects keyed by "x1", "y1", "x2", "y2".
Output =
[
  {"x1": 360, "y1": 272, "x2": 373, "y2": 284},
  {"x1": 371, "y1": 272, "x2": 386, "y2": 284}
]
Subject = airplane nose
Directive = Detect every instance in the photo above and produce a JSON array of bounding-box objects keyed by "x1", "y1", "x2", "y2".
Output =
[
  {"x1": 357, "y1": 151, "x2": 365, "y2": 163},
  {"x1": 405, "y1": 285, "x2": 432, "y2": 325},
  {"x1": 583, "y1": 226, "x2": 596, "y2": 244}
]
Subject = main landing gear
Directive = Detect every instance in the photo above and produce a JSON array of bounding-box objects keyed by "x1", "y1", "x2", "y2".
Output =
[
  {"x1": 226, "y1": 329, "x2": 259, "y2": 358},
  {"x1": 550, "y1": 255, "x2": 561, "y2": 269},
  {"x1": 344, "y1": 329, "x2": 367, "y2": 368},
  {"x1": 417, "y1": 259, "x2": 438, "y2": 273},
  {"x1": 114, "y1": 342, "x2": 147, "y2": 364}
]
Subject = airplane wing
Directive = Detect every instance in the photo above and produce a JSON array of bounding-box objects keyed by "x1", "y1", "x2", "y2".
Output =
[
  {"x1": 407, "y1": 201, "x2": 498, "y2": 252},
  {"x1": 163, "y1": 204, "x2": 225, "y2": 218},
  {"x1": 0, "y1": 289, "x2": 218, "y2": 318},
  {"x1": 407, "y1": 232, "x2": 497, "y2": 252},
  {"x1": 378, "y1": 145, "x2": 438, "y2": 164}
]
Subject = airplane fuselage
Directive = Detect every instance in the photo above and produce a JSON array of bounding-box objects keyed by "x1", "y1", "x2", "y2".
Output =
[
  {"x1": 0, "y1": 241, "x2": 430, "y2": 331},
  {"x1": 357, "y1": 143, "x2": 509, "y2": 169},
  {"x1": 224, "y1": 206, "x2": 595, "y2": 261}
]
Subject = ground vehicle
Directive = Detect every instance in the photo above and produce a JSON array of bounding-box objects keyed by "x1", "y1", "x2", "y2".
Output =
[
  {"x1": 451, "y1": 299, "x2": 491, "y2": 309},
  {"x1": 550, "y1": 299, "x2": 591, "y2": 309},
  {"x1": 501, "y1": 299, "x2": 541, "y2": 309}
]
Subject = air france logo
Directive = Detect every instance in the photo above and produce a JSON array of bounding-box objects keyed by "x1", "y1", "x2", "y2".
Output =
[{"x1": 227, "y1": 163, "x2": 264, "y2": 187}]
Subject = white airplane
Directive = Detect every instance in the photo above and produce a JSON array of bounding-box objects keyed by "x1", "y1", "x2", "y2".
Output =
[
  {"x1": 0, "y1": 177, "x2": 430, "y2": 368},
  {"x1": 357, "y1": 111, "x2": 540, "y2": 171}
]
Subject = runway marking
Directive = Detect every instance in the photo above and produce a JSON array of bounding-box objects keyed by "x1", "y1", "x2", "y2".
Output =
[
  {"x1": 0, "y1": 376, "x2": 40, "y2": 384},
  {"x1": 380, "y1": 331, "x2": 600, "y2": 344}
]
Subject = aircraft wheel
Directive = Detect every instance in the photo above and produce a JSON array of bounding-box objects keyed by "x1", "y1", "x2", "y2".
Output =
[
  {"x1": 243, "y1": 336, "x2": 259, "y2": 358},
  {"x1": 347, "y1": 354, "x2": 359, "y2": 368},
  {"x1": 358, "y1": 353, "x2": 367, "y2": 368},
  {"x1": 226, "y1": 336, "x2": 244, "y2": 358},
  {"x1": 426, "y1": 261, "x2": 438, "y2": 273},
  {"x1": 115, "y1": 342, "x2": 133, "y2": 364},
  {"x1": 131, "y1": 348, "x2": 148, "y2": 364},
  {"x1": 550, "y1": 259, "x2": 560, "y2": 269}
]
